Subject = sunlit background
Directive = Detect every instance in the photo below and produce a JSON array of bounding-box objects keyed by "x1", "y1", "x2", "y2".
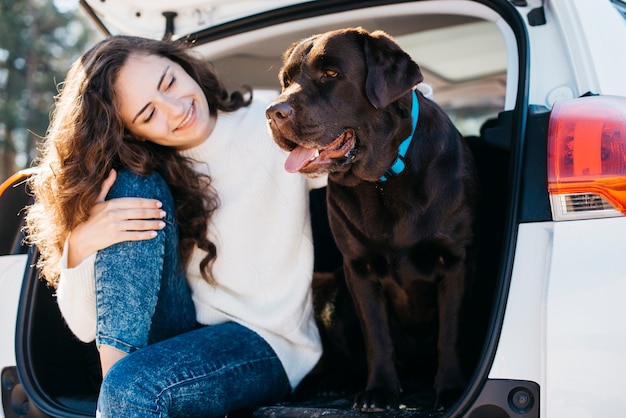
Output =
[{"x1": 0, "y1": 0, "x2": 102, "y2": 182}]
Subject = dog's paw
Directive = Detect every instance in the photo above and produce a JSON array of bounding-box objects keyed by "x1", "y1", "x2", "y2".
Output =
[
  {"x1": 434, "y1": 386, "x2": 464, "y2": 411},
  {"x1": 434, "y1": 375, "x2": 465, "y2": 411},
  {"x1": 352, "y1": 389, "x2": 400, "y2": 412},
  {"x1": 434, "y1": 364, "x2": 466, "y2": 410}
]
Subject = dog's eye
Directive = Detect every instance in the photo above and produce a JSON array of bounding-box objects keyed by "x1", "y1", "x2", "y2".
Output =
[
  {"x1": 323, "y1": 69, "x2": 339, "y2": 78},
  {"x1": 280, "y1": 72, "x2": 291, "y2": 88}
]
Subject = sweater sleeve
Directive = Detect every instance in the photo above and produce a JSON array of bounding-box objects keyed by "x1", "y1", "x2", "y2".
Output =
[{"x1": 55, "y1": 239, "x2": 97, "y2": 343}]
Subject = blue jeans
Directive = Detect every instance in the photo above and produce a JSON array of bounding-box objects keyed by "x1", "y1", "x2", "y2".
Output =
[{"x1": 94, "y1": 170, "x2": 290, "y2": 417}]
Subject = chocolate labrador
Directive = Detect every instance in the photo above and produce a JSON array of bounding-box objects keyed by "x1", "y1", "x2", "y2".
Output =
[{"x1": 266, "y1": 27, "x2": 478, "y2": 412}]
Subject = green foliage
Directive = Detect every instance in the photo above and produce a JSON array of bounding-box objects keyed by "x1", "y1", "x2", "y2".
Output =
[{"x1": 0, "y1": 0, "x2": 101, "y2": 181}]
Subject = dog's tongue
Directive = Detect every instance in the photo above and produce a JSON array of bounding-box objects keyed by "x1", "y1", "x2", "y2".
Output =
[{"x1": 285, "y1": 146, "x2": 318, "y2": 173}]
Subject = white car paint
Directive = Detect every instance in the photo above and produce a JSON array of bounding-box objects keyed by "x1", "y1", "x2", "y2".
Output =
[
  {"x1": 491, "y1": 217, "x2": 626, "y2": 417},
  {"x1": 0, "y1": 255, "x2": 28, "y2": 374}
]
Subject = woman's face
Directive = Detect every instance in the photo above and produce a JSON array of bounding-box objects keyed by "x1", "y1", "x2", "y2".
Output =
[{"x1": 115, "y1": 53, "x2": 215, "y2": 150}]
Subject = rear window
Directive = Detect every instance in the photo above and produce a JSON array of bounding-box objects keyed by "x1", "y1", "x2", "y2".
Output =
[{"x1": 395, "y1": 20, "x2": 507, "y2": 136}]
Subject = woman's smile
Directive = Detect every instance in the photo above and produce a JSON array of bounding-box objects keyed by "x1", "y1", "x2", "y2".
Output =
[{"x1": 174, "y1": 101, "x2": 196, "y2": 132}]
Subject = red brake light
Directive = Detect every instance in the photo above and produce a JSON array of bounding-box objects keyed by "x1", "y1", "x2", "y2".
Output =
[{"x1": 548, "y1": 95, "x2": 626, "y2": 220}]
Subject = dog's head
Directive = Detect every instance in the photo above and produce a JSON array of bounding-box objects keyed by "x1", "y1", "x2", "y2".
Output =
[{"x1": 266, "y1": 27, "x2": 423, "y2": 181}]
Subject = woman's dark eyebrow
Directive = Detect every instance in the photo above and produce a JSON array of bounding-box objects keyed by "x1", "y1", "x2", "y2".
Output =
[{"x1": 131, "y1": 65, "x2": 170, "y2": 124}]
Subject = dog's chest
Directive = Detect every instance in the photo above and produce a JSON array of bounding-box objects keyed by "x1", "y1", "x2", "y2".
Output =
[{"x1": 327, "y1": 180, "x2": 417, "y2": 247}]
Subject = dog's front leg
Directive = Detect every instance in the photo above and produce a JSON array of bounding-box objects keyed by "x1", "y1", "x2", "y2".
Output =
[
  {"x1": 434, "y1": 267, "x2": 467, "y2": 410},
  {"x1": 345, "y1": 267, "x2": 401, "y2": 412}
]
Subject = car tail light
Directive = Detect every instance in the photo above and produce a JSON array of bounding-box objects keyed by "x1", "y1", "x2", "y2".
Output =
[{"x1": 548, "y1": 95, "x2": 626, "y2": 221}]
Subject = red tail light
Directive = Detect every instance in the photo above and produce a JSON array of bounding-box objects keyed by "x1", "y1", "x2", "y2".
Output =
[{"x1": 548, "y1": 95, "x2": 626, "y2": 221}]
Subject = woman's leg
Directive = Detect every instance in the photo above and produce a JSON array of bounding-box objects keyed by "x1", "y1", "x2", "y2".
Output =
[
  {"x1": 98, "y1": 322, "x2": 291, "y2": 418},
  {"x1": 99, "y1": 347, "x2": 126, "y2": 377},
  {"x1": 94, "y1": 169, "x2": 196, "y2": 375}
]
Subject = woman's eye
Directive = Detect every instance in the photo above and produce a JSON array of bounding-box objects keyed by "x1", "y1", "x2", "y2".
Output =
[
  {"x1": 166, "y1": 76, "x2": 176, "y2": 90},
  {"x1": 144, "y1": 109, "x2": 155, "y2": 123}
]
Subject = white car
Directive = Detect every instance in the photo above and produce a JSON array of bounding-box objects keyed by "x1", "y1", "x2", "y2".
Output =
[{"x1": 2, "y1": 0, "x2": 626, "y2": 417}]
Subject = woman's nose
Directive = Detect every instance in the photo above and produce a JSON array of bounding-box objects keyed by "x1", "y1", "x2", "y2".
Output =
[{"x1": 158, "y1": 94, "x2": 185, "y2": 116}]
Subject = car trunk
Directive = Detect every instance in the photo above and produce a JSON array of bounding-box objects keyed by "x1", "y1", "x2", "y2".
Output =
[
  {"x1": 7, "y1": 111, "x2": 516, "y2": 417},
  {"x1": 6, "y1": 0, "x2": 538, "y2": 417}
]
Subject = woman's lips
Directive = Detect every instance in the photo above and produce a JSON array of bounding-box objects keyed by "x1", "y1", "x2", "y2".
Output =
[{"x1": 174, "y1": 102, "x2": 195, "y2": 131}]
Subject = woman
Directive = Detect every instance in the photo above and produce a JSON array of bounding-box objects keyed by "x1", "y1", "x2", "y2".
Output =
[{"x1": 25, "y1": 35, "x2": 322, "y2": 417}]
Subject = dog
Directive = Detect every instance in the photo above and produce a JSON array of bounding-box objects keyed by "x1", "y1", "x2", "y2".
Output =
[{"x1": 266, "y1": 27, "x2": 478, "y2": 412}]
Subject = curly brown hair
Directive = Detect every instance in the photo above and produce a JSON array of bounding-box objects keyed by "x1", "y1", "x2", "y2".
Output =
[{"x1": 25, "y1": 35, "x2": 252, "y2": 287}]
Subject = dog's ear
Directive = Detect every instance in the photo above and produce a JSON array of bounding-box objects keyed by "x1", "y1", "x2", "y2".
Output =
[{"x1": 363, "y1": 30, "x2": 424, "y2": 109}]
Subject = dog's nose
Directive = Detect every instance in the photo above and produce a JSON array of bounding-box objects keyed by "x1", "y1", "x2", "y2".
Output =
[{"x1": 266, "y1": 101, "x2": 294, "y2": 125}]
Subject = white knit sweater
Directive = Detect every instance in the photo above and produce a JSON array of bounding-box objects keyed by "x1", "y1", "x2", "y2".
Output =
[{"x1": 56, "y1": 95, "x2": 324, "y2": 389}]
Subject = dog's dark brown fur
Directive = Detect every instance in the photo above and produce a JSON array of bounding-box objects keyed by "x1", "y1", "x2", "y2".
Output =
[{"x1": 266, "y1": 27, "x2": 478, "y2": 412}]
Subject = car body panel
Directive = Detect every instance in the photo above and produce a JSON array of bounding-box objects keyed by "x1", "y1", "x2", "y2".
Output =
[
  {"x1": 492, "y1": 218, "x2": 626, "y2": 418},
  {"x1": 552, "y1": 0, "x2": 626, "y2": 97},
  {"x1": 546, "y1": 217, "x2": 626, "y2": 417},
  {"x1": 0, "y1": 255, "x2": 27, "y2": 371},
  {"x1": 524, "y1": 0, "x2": 626, "y2": 105},
  {"x1": 80, "y1": 0, "x2": 314, "y2": 39}
]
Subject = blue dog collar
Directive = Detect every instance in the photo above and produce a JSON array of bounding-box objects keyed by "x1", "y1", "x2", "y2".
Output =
[{"x1": 379, "y1": 90, "x2": 419, "y2": 182}]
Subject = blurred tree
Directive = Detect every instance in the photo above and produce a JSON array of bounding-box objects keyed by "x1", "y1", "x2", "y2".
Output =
[{"x1": 0, "y1": 0, "x2": 99, "y2": 182}]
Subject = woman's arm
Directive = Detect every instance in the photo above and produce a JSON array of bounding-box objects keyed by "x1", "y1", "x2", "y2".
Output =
[
  {"x1": 56, "y1": 247, "x2": 97, "y2": 342},
  {"x1": 68, "y1": 170, "x2": 167, "y2": 267},
  {"x1": 56, "y1": 169, "x2": 167, "y2": 340}
]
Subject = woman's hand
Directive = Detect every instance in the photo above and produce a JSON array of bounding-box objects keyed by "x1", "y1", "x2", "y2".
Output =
[{"x1": 67, "y1": 169, "x2": 166, "y2": 268}]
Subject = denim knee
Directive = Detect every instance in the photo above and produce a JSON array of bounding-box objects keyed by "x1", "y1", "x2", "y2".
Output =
[
  {"x1": 108, "y1": 169, "x2": 175, "y2": 213},
  {"x1": 95, "y1": 169, "x2": 195, "y2": 354},
  {"x1": 98, "y1": 357, "x2": 158, "y2": 417}
]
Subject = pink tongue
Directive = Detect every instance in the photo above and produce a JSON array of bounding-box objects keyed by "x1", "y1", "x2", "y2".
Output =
[{"x1": 285, "y1": 146, "x2": 318, "y2": 173}]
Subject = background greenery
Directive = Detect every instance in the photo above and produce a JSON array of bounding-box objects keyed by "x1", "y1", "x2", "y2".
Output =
[{"x1": 0, "y1": 0, "x2": 101, "y2": 183}]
